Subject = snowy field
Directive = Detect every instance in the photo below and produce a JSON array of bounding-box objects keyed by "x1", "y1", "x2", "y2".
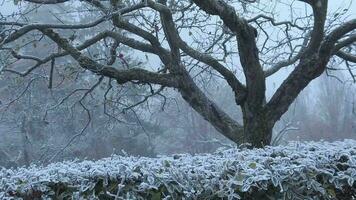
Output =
[{"x1": 1, "y1": 140, "x2": 355, "y2": 199}]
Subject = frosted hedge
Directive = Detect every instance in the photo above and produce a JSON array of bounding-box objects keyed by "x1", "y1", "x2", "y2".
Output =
[{"x1": 1, "y1": 140, "x2": 355, "y2": 199}]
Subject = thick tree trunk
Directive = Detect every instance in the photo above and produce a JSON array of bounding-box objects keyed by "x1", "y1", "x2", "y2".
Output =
[
  {"x1": 177, "y1": 67, "x2": 276, "y2": 147},
  {"x1": 244, "y1": 124, "x2": 272, "y2": 148},
  {"x1": 242, "y1": 108, "x2": 273, "y2": 148},
  {"x1": 178, "y1": 72, "x2": 275, "y2": 147}
]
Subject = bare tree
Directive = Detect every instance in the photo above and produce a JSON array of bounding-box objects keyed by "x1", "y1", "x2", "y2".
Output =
[{"x1": 0, "y1": 0, "x2": 355, "y2": 148}]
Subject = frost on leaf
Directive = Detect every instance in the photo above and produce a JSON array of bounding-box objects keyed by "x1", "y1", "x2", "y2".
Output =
[{"x1": 0, "y1": 140, "x2": 355, "y2": 199}]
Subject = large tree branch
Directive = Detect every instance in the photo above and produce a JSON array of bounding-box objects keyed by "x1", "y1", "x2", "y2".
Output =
[
  {"x1": 178, "y1": 74, "x2": 245, "y2": 143},
  {"x1": 2, "y1": 30, "x2": 162, "y2": 75},
  {"x1": 39, "y1": 28, "x2": 179, "y2": 87},
  {"x1": 265, "y1": 0, "x2": 328, "y2": 123},
  {"x1": 192, "y1": 0, "x2": 265, "y2": 109},
  {"x1": 300, "y1": 0, "x2": 327, "y2": 58},
  {"x1": 333, "y1": 33, "x2": 356, "y2": 63},
  {"x1": 1, "y1": 18, "x2": 107, "y2": 45},
  {"x1": 322, "y1": 19, "x2": 356, "y2": 46},
  {"x1": 320, "y1": 19, "x2": 356, "y2": 61},
  {"x1": 333, "y1": 34, "x2": 356, "y2": 51},
  {"x1": 265, "y1": 56, "x2": 323, "y2": 124},
  {"x1": 147, "y1": 0, "x2": 247, "y2": 104},
  {"x1": 266, "y1": 4, "x2": 356, "y2": 124},
  {"x1": 336, "y1": 51, "x2": 356, "y2": 63},
  {"x1": 152, "y1": 0, "x2": 181, "y2": 65}
]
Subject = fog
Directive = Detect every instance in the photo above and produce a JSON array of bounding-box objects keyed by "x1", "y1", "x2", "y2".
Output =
[{"x1": 0, "y1": 0, "x2": 355, "y2": 168}]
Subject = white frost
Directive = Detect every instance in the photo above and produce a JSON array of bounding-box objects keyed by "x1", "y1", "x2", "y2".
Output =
[{"x1": 1, "y1": 139, "x2": 355, "y2": 199}]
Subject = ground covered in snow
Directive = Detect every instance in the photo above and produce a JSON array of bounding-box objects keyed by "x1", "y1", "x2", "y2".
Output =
[{"x1": 1, "y1": 140, "x2": 356, "y2": 199}]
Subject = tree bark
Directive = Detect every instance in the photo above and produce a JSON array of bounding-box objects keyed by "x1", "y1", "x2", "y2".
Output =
[{"x1": 242, "y1": 106, "x2": 273, "y2": 148}]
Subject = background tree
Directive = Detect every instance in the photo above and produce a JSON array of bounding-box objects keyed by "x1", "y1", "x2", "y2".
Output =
[{"x1": 0, "y1": 0, "x2": 355, "y2": 148}]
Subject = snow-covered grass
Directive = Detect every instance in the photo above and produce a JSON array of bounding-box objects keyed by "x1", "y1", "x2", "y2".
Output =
[{"x1": 1, "y1": 140, "x2": 355, "y2": 199}]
